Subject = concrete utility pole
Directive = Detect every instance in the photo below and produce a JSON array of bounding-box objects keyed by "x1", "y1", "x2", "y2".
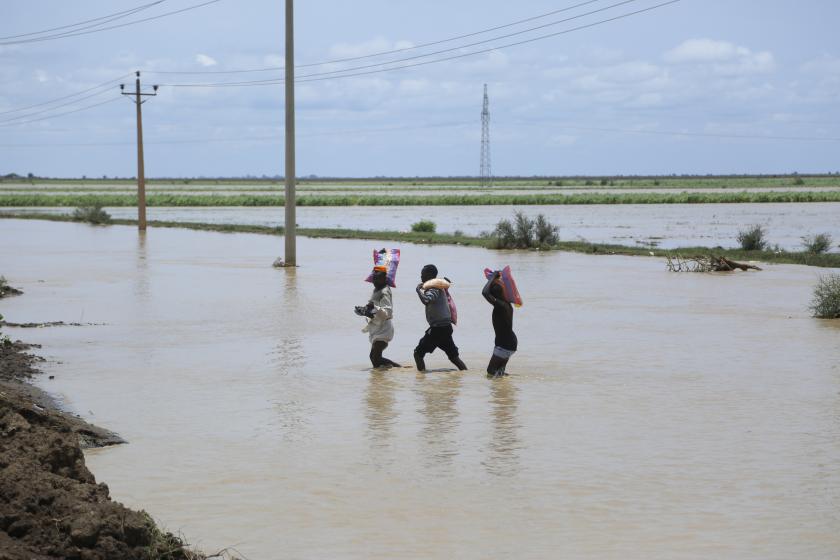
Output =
[
  {"x1": 120, "y1": 72, "x2": 158, "y2": 231},
  {"x1": 284, "y1": 0, "x2": 297, "y2": 265}
]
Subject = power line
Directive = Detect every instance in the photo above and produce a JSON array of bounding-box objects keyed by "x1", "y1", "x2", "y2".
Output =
[
  {"x1": 0, "y1": 87, "x2": 118, "y2": 124},
  {"x1": 148, "y1": 0, "x2": 608, "y2": 75},
  {"x1": 0, "y1": 0, "x2": 222, "y2": 46},
  {"x1": 5, "y1": 119, "x2": 837, "y2": 148},
  {"x1": 0, "y1": 75, "x2": 131, "y2": 116},
  {"x1": 161, "y1": 0, "x2": 642, "y2": 86},
  {"x1": 0, "y1": 97, "x2": 121, "y2": 127},
  {"x1": 0, "y1": 1, "x2": 166, "y2": 41},
  {"x1": 161, "y1": 0, "x2": 678, "y2": 88},
  {"x1": 0, "y1": 121, "x2": 476, "y2": 148}
]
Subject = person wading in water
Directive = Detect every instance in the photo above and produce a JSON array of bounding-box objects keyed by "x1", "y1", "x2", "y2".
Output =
[
  {"x1": 356, "y1": 267, "x2": 401, "y2": 369},
  {"x1": 413, "y1": 264, "x2": 467, "y2": 372}
]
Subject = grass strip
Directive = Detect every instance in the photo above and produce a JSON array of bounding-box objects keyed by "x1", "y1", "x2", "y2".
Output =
[
  {"x1": 4, "y1": 191, "x2": 840, "y2": 207},
  {"x1": 3, "y1": 212, "x2": 839, "y2": 268}
]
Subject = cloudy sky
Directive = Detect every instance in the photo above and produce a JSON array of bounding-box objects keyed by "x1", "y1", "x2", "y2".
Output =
[{"x1": 1, "y1": 0, "x2": 838, "y2": 177}]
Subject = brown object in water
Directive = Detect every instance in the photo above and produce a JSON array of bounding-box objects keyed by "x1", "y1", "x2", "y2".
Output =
[{"x1": 666, "y1": 254, "x2": 762, "y2": 272}]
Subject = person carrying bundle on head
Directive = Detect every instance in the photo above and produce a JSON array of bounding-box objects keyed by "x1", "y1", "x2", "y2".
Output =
[
  {"x1": 482, "y1": 268, "x2": 519, "y2": 377},
  {"x1": 355, "y1": 265, "x2": 401, "y2": 369},
  {"x1": 413, "y1": 264, "x2": 467, "y2": 372}
]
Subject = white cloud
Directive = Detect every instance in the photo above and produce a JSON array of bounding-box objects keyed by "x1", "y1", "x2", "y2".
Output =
[
  {"x1": 664, "y1": 39, "x2": 775, "y2": 75},
  {"x1": 35, "y1": 70, "x2": 49, "y2": 83},
  {"x1": 195, "y1": 54, "x2": 217, "y2": 67}
]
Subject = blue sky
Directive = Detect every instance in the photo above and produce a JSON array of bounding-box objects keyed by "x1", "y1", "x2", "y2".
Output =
[{"x1": 1, "y1": 0, "x2": 838, "y2": 177}]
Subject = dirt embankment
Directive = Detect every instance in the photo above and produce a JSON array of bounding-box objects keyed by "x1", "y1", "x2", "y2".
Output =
[{"x1": 0, "y1": 333, "x2": 204, "y2": 558}]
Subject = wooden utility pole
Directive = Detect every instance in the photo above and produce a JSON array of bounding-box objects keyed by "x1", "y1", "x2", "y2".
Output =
[
  {"x1": 284, "y1": 0, "x2": 297, "y2": 265},
  {"x1": 120, "y1": 72, "x2": 157, "y2": 231}
]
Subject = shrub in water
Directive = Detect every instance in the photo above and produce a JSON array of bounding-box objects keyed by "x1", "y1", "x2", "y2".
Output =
[
  {"x1": 737, "y1": 224, "x2": 768, "y2": 251},
  {"x1": 513, "y1": 211, "x2": 535, "y2": 248},
  {"x1": 491, "y1": 218, "x2": 516, "y2": 249},
  {"x1": 411, "y1": 220, "x2": 436, "y2": 233},
  {"x1": 492, "y1": 211, "x2": 559, "y2": 249},
  {"x1": 809, "y1": 274, "x2": 840, "y2": 318},
  {"x1": 801, "y1": 233, "x2": 833, "y2": 254},
  {"x1": 534, "y1": 214, "x2": 559, "y2": 246},
  {"x1": 72, "y1": 204, "x2": 111, "y2": 225}
]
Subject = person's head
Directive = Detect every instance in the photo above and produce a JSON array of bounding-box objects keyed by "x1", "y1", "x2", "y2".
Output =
[
  {"x1": 490, "y1": 281, "x2": 505, "y2": 299},
  {"x1": 420, "y1": 264, "x2": 438, "y2": 282},
  {"x1": 372, "y1": 267, "x2": 387, "y2": 289}
]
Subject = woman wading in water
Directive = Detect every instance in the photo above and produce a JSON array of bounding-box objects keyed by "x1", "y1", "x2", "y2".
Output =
[{"x1": 482, "y1": 270, "x2": 517, "y2": 377}]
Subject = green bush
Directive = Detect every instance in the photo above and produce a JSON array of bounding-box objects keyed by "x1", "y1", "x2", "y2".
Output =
[
  {"x1": 802, "y1": 233, "x2": 833, "y2": 254},
  {"x1": 492, "y1": 218, "x2": 516, "y2": 248},
  {"x1": 72, "y1": 204, "x2": 111, "y2": 225},
  {"x1": 410, "y1": 219, "x2": 436, "y2": 233},
  {"x1": 534, "y1": 214, "x2": 559, "y2": 246},
  {"x1": 492, "y1": 211, "x2": 559, "y2": 249},
  {"x1": 793, "y1": 176, "x2": 805, "y2": 186},
  {"x1": 809, "y1": 274, "x2": 840, "y2": 318},
  {"x1": 737, "y1": 224, "x2": 768, "y2": 251}
]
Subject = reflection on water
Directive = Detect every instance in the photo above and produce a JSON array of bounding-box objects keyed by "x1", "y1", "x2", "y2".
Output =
[
  {"x1": 483, "y1": 377, "x2": 521, "y2": 477},
  {"x1": 364, "y1": 371, "x2": 399, "y2": 467},
  {"x1": 415, "y1": 372, "x2": 463, "y2": 473},
  {"x1": 134, "y1": 231, "x2": 150, "y2": 301}
]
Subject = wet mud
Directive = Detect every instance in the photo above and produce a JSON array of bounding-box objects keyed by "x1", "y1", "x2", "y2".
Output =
[{"x1": 0, "y1": 338, "x2": 204, "y2": 559}]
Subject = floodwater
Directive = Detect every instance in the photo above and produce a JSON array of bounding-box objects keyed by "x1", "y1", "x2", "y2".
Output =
[
  {"x1": 2, "y1": 219, "x2": 839, "y2": 559},
  {"x1": 4, "y1": 201, "x2": 839, "y2": 251},
  {"x1": 4, "y1": 186, "x2": 840, "y2": 197}
]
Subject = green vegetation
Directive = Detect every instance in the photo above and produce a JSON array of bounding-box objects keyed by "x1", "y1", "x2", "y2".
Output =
[
  {"x1": 71, "y1": 204, "x2": 111, "y2": 224},
  {"x1": 737, "y1": 225, "x2": 769, "y2": 251},
  {"x1": 4, "y1": 190, "x2": 840, "y2": 208},
  {"x1": 809, "y1": 274, "x2": 840, "y2": 319},
  {"x1": 801, "y1": 233, "x2": 833, "y2": 254},
  {"x1": 411, "y1": 219, "x2": 436, "y2": 233},
  {"x1": 3, "y1": 212, "x2": 840, "y2": 268},
  {"x1": 491, "y1": 211, "x2": 559, "y2": 249}
]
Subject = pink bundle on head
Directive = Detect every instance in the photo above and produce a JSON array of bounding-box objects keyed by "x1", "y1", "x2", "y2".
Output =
[
  {"x1": 365, "y1": 248, "x2": 400, "y2": 287},
  {"x1": 484, "y1": 265, "x2": 523, "y2": 307}
]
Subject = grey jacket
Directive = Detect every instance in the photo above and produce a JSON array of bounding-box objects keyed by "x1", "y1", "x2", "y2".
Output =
[{"x1": 416, "y1": 286, "x2": 452, "y2": 327}]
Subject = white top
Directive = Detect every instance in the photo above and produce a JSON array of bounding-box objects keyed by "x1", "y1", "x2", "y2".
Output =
[{"x1": 362, "y1": 286, "x2": 394, "y2": 343}]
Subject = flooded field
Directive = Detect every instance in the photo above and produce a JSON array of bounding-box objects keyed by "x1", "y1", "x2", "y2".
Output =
[
  {"x1": 5, "y1": 186, "x2": 840, "y2": 197},
  {"x1": 4, "y1": 201, "x2": 839, "y2": 251},
  {"x1": 1, "y1": 219, "x2": 839, "y2": 559}
]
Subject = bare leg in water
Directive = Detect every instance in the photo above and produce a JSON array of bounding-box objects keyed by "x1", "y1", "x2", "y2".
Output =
[{"x1": 371, "y1": 340, "x2": 401, "y2": 368}]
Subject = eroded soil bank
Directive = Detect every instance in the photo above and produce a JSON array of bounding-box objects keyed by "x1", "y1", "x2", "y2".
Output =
[{"x1": 0, "y1": 335, "x2": 203, "y2": 559}]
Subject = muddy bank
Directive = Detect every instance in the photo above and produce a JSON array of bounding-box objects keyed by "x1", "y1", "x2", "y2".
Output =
[{"x1": 0, "y1": 338, "x2": 205, "y2": 559}]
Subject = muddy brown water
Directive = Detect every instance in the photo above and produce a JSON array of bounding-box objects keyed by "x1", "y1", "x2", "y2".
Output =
[
  {"x1": 4, "y1": 201, "x2": 840, "y2": 251},
  {"x1": 1, "y1": 219, "x2": 839, "y2": 559}
]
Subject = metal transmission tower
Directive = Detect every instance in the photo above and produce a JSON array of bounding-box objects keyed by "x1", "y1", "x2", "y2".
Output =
[{"x1": 479, "y1": 84, "x2": 492, "y2": 187}]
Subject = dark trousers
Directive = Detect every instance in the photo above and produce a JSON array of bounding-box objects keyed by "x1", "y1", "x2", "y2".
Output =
[{"x1": 414, "y1": 325, "x2": 460, "y2": 359}]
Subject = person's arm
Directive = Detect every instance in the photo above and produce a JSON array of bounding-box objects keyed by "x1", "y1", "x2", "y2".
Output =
[
  {"x1": 370, "y1": 289, "x2": 393, "y2": 320},
  {"x1": 482, "y1": 271, "x2": 501, "y2": 305},
  {"x1": 416, "y1": 284, "x2": 440, "y2": 305}
]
